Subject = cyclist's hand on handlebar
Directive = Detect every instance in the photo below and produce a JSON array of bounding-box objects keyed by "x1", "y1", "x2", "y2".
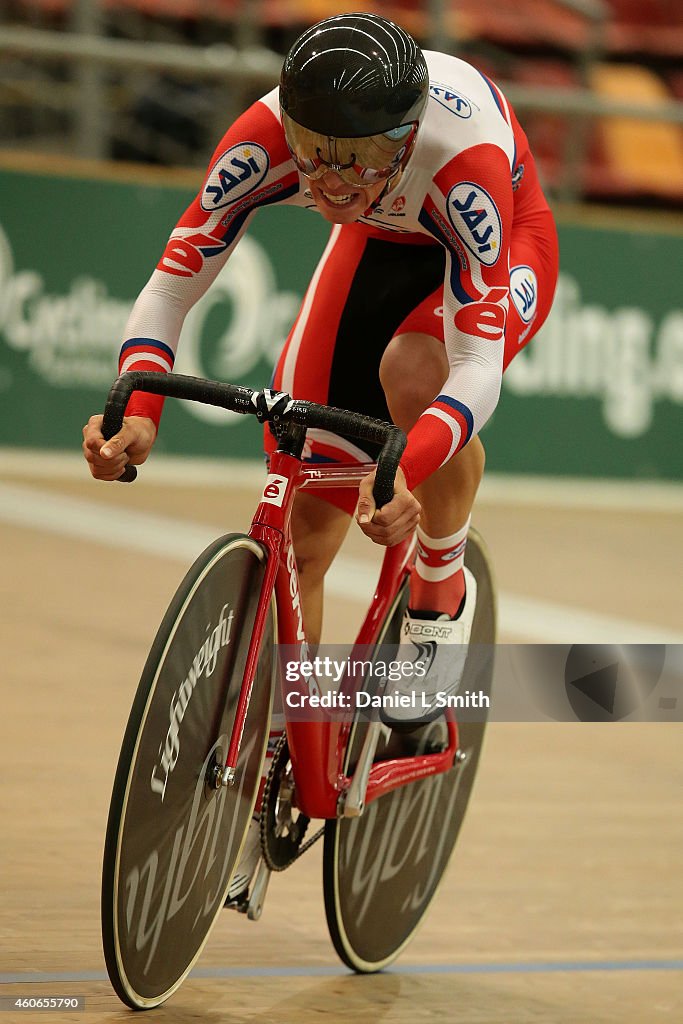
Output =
[
  {"x1": 356, "y1": 467, "x2": 421, "y2": 546},
  {"x1": 82, "y1": 414, "x2": 157, "y2": 481}
]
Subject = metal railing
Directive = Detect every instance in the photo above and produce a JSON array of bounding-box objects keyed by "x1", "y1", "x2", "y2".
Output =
[
  {"x1": 4, "y1": 24, "x2": 682, "y2": 122},
  {"x1": 1, "y1": 2, "x2": 682, "y2": 202}
]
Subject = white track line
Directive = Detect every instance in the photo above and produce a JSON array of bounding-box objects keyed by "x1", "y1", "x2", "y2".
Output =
[
  {"x1": 0, "y1": 481, "x2": 680, "y2": 645},
  {"x1": 1, "y1": 450, "x2": 682, "y2": 512}
]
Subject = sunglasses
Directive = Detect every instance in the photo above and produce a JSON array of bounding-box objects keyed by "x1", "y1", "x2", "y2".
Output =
[{"x1": 283, "y1": 117, "x2": 417, "y2": 188}]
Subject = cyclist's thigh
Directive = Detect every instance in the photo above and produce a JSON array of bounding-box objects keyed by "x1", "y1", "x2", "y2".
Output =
[
  {"x1": 391, "y1": 282, "x2": 445, "y2": 346},
  {"x1": 270, "y1": 225, "x2": 366, "y2": 407},
  {"x1": 266, "y1": 228, "x2": 445, "y2": 514},
  {"x1": 379, "y1": 331, "x2": 448, "y2": 429}
]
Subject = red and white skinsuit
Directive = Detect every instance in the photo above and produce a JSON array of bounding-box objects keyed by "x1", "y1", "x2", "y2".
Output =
[{"x1": 120, "y1": 50, "x2": 559, "y2": 500}]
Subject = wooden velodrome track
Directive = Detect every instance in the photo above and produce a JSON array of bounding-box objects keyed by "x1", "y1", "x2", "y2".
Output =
[{"x1": 0, "y1": 454, "x2": 681, "y2": 1023}]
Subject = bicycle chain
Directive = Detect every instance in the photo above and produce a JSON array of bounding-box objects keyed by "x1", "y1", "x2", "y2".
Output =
[{"x1": 259, "y1": 733, "x2": 324, "y2": 871}]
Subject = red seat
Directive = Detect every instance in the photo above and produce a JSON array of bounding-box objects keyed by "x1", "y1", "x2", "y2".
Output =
[
  {"x1": 606, "y1": 0, "x2": 683, "y2": 56},
  {"x1": 668, "y1": 71, "x2": 683, "y2": 102},
  {"x1": 259, "y1": 1, "x2": 428, "y2": 36},
  {"x1": 510, "y1": 60, "x2": 581, "y2": 189},
  {"x1": 584, "y1": 63, "x2": 683, "y2": 201},
  {"x1": 17, "y1": 0, "x2": 240, "y2": 17},
  {"x1": 466, "y1": 0, "x2": 591, "y2": 50}
]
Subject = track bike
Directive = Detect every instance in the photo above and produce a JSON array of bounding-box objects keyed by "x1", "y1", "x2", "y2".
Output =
[{"x1": 100, "y1": 370, "x2": 496, "y2": 1010}]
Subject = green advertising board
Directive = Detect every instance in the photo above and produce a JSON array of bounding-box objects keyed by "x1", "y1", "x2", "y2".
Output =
[
  {"x1": 0, "y1": 162, "x2": 680, "y2": 479},
  {"x1": 499, "y1": 222, "x2": 683, "y2": 479}
]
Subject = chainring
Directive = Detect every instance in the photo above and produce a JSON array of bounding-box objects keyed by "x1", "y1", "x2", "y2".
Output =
[{"x1": 260, "y1": 734, "x2": 321, "y2": 871}]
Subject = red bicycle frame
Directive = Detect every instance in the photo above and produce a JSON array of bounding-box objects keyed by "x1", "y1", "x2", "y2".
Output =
[
  {"x1": 100, "y1": 367, "x2": 460, "y2": 822},
  {"x1": 223, "y1": 446, "x2": 459, "y2": 821}
]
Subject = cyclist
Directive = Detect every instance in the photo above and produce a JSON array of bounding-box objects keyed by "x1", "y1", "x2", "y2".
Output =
[{"x1": 83, "y1": 13, "x2": 558, "y2": 725}]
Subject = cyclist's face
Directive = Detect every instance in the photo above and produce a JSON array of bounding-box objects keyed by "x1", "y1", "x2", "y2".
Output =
[
  {"x1": 283, "y1": 112, "x2": 414, "y2": 223},
  {"x1": 308, "y1": 171, "x2": 387, "y2": 223}
]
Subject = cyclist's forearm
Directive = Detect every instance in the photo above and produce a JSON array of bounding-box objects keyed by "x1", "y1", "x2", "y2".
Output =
[{"x1": 117, "y1": 277, "x2": 189, "y2": 426}]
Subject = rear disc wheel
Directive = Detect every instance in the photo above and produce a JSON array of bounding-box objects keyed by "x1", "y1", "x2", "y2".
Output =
[{"x1": 323, "y1": 529, "x2": 496, "y2": 971}]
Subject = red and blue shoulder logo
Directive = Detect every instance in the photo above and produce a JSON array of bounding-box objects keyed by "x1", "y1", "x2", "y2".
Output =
[
  {"x1": 446, "y1": 181, "x2": 502, "y2": 266},
  {"x1": 429, "y1": 82, "x2": 473, "y2": 119},
  {"x1": 201, "y1": 143, "x2": 270, "y2": 211}
]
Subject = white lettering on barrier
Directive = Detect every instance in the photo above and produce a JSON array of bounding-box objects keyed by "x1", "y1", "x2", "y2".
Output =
[
  {"x1": 0, "y1": 220, "x2": 680, "y2": 442},
  {"x1": 0, "y1": 224, "x2": 130, "y2": 386},
  {"x1": 0, "y1": 223, "x2": 300, "y2": 410},
  {"x1": 503, "y1": 273, "x2": 683, "y2": 437}
]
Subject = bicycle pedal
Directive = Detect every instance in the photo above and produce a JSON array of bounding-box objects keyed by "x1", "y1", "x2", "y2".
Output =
[{"x1": 223, "y1": 891, "x2": 250, "y2": 914}]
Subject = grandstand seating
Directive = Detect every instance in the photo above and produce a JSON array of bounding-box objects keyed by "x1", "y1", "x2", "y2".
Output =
[
  {"x1": 4, "y1": 0, "x2": 683, "y2": 205},
  {"x1": 586, "y1": 63, "x2": 683, "y2": 201},
  {"x1": 510, "y1": 58, "x2": 683, "y2": 203},
  {"x1": 606, "y1": 0, "x2": 683, "y2": 57},
  {"x1": 257, "y1": 0, "x2": 591, "y2": 49},
  {"x1": 510, "y1": 59, "x2": 580, "y2": 192}
]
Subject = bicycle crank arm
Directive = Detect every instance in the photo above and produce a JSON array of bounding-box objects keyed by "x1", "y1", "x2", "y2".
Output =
[
  {"x1": 246, "y1": 860, "x2": 272, "y2": 922},
  {"x1": 338, "y1": 721, "x2": 391, "y2": 818}
]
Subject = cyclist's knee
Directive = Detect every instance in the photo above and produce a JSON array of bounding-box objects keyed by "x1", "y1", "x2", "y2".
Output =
[
  {"x1": 441, "y1": 435, "x2": 486, "y2": 491},
  {"x1": 380, "y1": 333, "x2": 448, "y2": 430},
  {"x1": 457, "y1": 434, "x2": 485, "y2": 476},
  {"x1": 294, "y1": 538, "x2": 335, "y2": 581}
]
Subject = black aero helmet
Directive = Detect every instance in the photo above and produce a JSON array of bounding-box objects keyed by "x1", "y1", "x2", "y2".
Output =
[{"x1": 279, "y1": 13, "x2": 429, "y2": 139}]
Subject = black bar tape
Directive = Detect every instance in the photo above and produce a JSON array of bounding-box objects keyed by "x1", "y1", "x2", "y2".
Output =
[
  {"x1": 282, "y1": 402, "x2": 407, "y2": 508},
  {"x1": 102, "y1": 371, "x2": 257, "y2": 441},
  {"x1": 286, "y1": 403, "x2": 393, "y2": 446},
  {"x1": 101, "y1": 373, "x2": 406, "y2": 502},
  {"x1": 101, "y1": 374, "x2": 140, "y2": 483},
  {"x1": 373, "y1": 429, "x2": 407, "y2": 508},
  {"x1": 101, "y1": 372, "x2": 259, "y2": 483}
]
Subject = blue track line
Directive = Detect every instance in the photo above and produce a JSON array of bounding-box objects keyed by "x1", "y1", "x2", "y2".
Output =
[{"x1": 1, "y1": 959, "x2": 682, "y2": 985}]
